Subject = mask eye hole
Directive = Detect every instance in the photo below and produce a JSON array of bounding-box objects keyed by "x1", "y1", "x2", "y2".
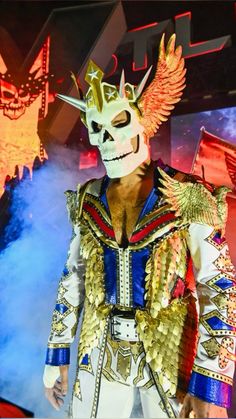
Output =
[
  {"x1": 92, "y1": 121, "x2": 102, "y2": 133},
  {"x1": 3, "y1": 91, "x2": 14, "y2": 98},
  {"x1": 112, "y1": 110, "x2": 131, "y2": 128}
]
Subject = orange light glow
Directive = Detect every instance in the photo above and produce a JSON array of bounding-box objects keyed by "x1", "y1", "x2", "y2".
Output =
[
  {"x1": 0, "y1": 94, "x2": 48, "y2": 196},
  {"x1": 0, "y1": 37, "x2": 50, "y2": 196}
]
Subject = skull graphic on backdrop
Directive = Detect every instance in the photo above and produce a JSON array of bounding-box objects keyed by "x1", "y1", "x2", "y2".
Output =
[
  {"x1": 0, "y1": 72, "x2": 50, "y2": 120},
  {"x1": 58, "y1": 34, "x2": 186, "y2": 178},
  {"x1": 0, "y1": 36, "x2": 51, "y2": 195}
]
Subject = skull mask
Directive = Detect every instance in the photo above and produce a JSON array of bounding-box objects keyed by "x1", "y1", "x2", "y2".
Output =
[
  {"x1": 57, "y1": 61, "x2": 152, "y2": 178},
  {"x1": 86, "y1": 96, "x2": 149, "y2": 178}
]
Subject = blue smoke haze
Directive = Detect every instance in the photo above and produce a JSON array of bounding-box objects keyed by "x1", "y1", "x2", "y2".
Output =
[
  {"x1": 0, "y1": 143, "x2": 146, "y2": 418},
  {"x1": 0, "y1": 145, "x2": 105, "y2": 417}
]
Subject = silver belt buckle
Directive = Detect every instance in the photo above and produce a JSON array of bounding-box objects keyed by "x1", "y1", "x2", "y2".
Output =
[{"x1": 110, "y1": 314, "x2": 139, "y2": 342}]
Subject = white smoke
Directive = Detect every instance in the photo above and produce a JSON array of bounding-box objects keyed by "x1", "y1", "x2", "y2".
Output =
[{"x1": 0, "y1": 145, "x2": 104, "y2": 417}]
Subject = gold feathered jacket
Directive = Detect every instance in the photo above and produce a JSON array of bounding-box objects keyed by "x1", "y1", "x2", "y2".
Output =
[{"x1": 44, "y1": 163, "x2": 236, "y2": 409}]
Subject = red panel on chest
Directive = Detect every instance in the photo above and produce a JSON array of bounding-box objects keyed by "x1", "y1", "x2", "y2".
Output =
[
  {"x1": 83, "y1": 202, "x2": 115, "y2": 239},
  {"x1": 130, "y1": 212, "x2": 176, "y2": 243}
]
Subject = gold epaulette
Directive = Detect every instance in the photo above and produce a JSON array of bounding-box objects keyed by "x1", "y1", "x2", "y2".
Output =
[
  {"x1": 158, "y1": 167, "x2": 231, "y2": 231},
  {"x1": 64, "y1": 184, "x2": 81, "y2": 225},
  {"x1": 64, "y1": 179, "x2": 97, "y2": 225}
]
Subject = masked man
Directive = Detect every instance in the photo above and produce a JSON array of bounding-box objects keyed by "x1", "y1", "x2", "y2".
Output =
[{"x1": 43, "y1": 34, "x2": 236, "y2": 418}]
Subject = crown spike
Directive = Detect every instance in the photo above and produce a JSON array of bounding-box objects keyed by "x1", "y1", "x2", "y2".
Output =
[
  {"x1": 119, "y1": 69, "x2": 126, "y2": 98},
  {"x1": 85, "y1": 60, "x2": 104, "y2": 112},
  {"x1": 56, "y1": 93, "x2": 86, "y2": 112},
  {"x1": 134, "y1": 66, "x2": 153, "y2": 99}
]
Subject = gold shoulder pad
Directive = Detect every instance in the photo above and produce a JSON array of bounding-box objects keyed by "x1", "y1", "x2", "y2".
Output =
[
  {"x1": 158, "y1": 167, "x2": 230, "y2": 231},
  {"x1": 64, "y1": 178, "x2": 99, "y2": 225},
  {"x1": 64, "y1": 184, "x2": 81, "y2": 225}
]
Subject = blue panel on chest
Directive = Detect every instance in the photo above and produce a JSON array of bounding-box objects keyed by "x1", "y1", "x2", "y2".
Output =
[
  {"x1": 104, "y1": 246, "x2": 117, "y2": 304},
  {"x1": 131, "y1": 248, "x2": 150, "y2": 308}
]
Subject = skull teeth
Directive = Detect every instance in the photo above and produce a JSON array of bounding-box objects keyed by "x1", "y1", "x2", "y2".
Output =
[
  {"x1": 103, "y1": 151, "x2": 133, "y2": 162},
  {"x1": 102, "y1": 135, "x2": 140, "y2": 162}
]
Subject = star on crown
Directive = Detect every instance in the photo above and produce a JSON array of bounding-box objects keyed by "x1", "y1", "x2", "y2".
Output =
[
  {"x1": 105, "y1": 88, "x2": 116, "y2": 100},
  {"x1": 87, "y1": 67, "x2": 99, "y2": 81}
]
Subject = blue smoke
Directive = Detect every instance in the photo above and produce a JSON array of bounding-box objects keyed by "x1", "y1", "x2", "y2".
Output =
[
  {"x1": 0, "y1": 145, "x2": 104, "y2": 417},
  {"x1": 0, "y1": 143, "x2": 145, "y2": 418}
]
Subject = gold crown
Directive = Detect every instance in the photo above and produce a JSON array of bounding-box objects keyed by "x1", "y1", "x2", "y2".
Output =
[{"x1": 84, "y1": 60, "x2": 138, "y2": 112}]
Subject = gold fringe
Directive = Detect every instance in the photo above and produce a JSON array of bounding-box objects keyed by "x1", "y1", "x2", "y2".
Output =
[
  {"x1": 136, "y1": 229, "x2": 189, "y2": 395},
  {"x1": 145, "y1": 229, "x2": 188, "y2": 317},
  {"x1": 78, "y1": 223, "x2": 112, "y2": 363},
  {"x1": 136, "y1": 299, "x2": 188, "y2": 395}
]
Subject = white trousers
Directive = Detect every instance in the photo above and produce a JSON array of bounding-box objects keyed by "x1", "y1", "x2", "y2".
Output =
[
  {"x1": 96, "y1": 377, "x2": 177, "y2": 418},
  {"x1": 71, "y1": 333, "x2": 181, "y2": 418}
]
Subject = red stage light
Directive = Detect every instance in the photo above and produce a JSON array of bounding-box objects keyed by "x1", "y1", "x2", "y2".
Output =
[
  {"x1": 79, "y1": 150, "x2": 98, "y2": 170},
  {"x1": 132, "y1": 53, "x2": 148, "y2": 72},
  {"x1": 184, "y1": 43, "x2": 225, "y2": 59},
  {"x1": 105, "y1": 54, "x2": 118, "y2": 79},
  {"x1": 175, "y1": 11, "x2": 192, "y2": 20},
  {"x1": 128, "y1": 22, "x2": 158, "y2": 32},
  {"x1": 175, "y1": 11, "x2": 227, "y2": 59}
]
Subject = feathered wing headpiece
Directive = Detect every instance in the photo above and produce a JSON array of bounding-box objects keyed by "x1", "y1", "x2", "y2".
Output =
[
  {"x1": 138, "y1": 33, "x2": 186, "y2": 139},
  {"x1": 57, "y1": 33, "x2": 186, "y2": 137}
]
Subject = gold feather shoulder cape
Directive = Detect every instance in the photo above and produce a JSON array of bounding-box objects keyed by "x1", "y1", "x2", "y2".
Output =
[{"x1": 157, "y1": 167, "x2": 231, "y2": 233}]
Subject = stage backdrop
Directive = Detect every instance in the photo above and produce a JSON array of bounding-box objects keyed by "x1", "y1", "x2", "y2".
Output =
[{"x1": 171, "y1": 106, "x2": 236, "y2": 267}]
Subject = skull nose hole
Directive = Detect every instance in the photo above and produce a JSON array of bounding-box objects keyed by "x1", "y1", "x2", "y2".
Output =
[
  {"x1": 13, "y1": 98, "x2": 19, "y2": 104},
  {"x1": 103, "y1": 130, "x2": 114, "y2": 143}
]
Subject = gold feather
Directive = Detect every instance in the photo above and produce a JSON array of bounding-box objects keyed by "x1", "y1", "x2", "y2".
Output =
[
  {"x1": 157, "y1": 167, "x2": 230, "y2": 232},
  {"x1": 138, "y1": 33, "x2": 186, "y2": 139}
]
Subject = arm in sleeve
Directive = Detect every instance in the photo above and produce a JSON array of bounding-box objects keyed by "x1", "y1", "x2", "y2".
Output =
[
  {"x1": 186, "y1": 223, "x2": 236, "y2": 408},
  {"x1": 43, "y1": 190, "x2": 85, "y2": 387}
]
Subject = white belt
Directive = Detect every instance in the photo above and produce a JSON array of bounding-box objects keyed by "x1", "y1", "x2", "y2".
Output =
[{"x1": 110, "y1": 314, "x2": 139, "y2": 342}]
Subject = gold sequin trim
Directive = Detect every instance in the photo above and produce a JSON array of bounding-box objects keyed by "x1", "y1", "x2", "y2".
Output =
[
  {"x1": 84, "y1": 194, "x2": 111, "y2": 225},
  {"x1": 151, "y1": 371, "x2": 176, "y2": 417},
  {"x1": 143, "y1": 378, "x2": 155, "y2": 389},
  {"x1": 205, "y1": 230, "x2": 226, "y2": 251},
  {"x1": 192, "y1": 364, "x2": 233, "y2": 385},
  {"x1": 201, "y1": 309, "x2": 236, "y2": 337},
  {"x1": 219, "y1": 337, "x2": 236, "y2": 368},
  {"x1": 135, "y1": 203, "x2": 173, "y2": 230},
  {"x1": 103, "y1": 334, "x2": 145, "y2": 384},
  {"x1": 201, "y1": 337, "x2": 220, "y2": 358},
  {"x1": 102, "y1": 341, "x2": 120, "y2": 382},
  {"x1": 79, "y1": 355, "x2": 94, "y2": 375},
  {"x1": 90, "y1": 319, "x2": 110, "y2": 418},
  {"x1": 133, "y1": 356, "x2": 146, "y2": 385},
  {"x1": 82, "y1": 212, "x2": 118, "y2": 249},
  {"x1": 214, "y1": 250, "x2": 236, "y2": 276},
  {"x1": 47, "y1": 343, "x2": 70, "y2": 349},
  {"x1": 117, "y1": 350, "x2": 132, "y2": 381},
  {"x1": 207, "y1": 273, "x2": 236, "y2": 293},
  {"x1": 73, "y1": 378, "x2": 82, "y2": 401}
]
